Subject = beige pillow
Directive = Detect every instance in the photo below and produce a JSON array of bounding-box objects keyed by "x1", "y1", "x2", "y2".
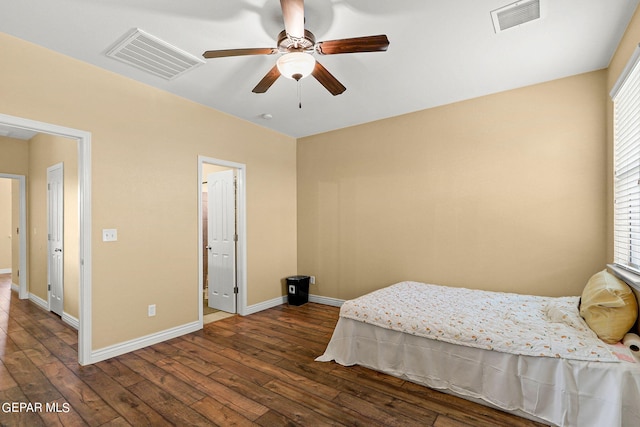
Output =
[{"x1": 580, "y1": 270, "x2": 638, "y2": 343}]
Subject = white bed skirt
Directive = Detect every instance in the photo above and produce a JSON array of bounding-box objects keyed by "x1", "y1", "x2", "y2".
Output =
[{"x1": 316, "y1": 317, "x2": 640, "y2": 427}]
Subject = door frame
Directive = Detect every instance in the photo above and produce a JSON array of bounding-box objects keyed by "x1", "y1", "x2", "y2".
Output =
[
  {"x1": 0, "y1": 173, "x2": 27, "y2": 299},
  {"x1": 198, "y1": 156, "x2": 247, "y2": 321},
  {"x1": 0, "y1": 113, "x2": 92, "y2": 366}
]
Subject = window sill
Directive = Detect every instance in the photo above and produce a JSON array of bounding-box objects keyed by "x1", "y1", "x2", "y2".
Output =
[{"x1": 607, "y1": 264, "x2": 640, "y2": 293}]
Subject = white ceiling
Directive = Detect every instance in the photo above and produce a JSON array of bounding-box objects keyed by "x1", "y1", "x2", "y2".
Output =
[{"x1": 1, "y1": 0, "x2": 638, "y2": 138}]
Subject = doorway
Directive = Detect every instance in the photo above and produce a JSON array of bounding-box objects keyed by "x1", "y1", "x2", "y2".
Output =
[
  {"x1": 204, "y1": 166, "x2": 236, "y2": 315},
  {"x1": 198, "y1": 156, "x2": 247, "y2": 324},
  {"x1": 0, "y1": 174, "x2": 27, "y2": 300},
  {"x1": 0, "y1": 179, "x2": 12, "y2": 277},
  {"x1": 0, "y1": 113, "x2": 92, "y2": 365}
]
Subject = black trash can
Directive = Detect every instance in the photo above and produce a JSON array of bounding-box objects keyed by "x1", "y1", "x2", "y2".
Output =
[{"x1": 286, "y1": 275, "x2": 310, "y2": 306}]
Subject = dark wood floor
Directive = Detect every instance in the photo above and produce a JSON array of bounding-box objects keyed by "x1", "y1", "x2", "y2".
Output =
[{"x1": 0, "y1": 274, "x2": 546, "y2": 426}]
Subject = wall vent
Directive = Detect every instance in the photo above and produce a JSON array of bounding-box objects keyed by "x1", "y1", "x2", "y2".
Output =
[
  {"x1": 491, "y1": 0, "x2": 541, "y2": 33},
  {"x1": 106, "y1": 29, "x2": 204, "y2": 80}
]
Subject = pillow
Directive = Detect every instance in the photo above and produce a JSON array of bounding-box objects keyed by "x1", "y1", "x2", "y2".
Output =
[{"x1": 580, "y1": 270, "x2": 638, "y2": 343}]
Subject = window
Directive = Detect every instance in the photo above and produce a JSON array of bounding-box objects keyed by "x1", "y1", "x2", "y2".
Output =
[{"x1": 612, "y1": 45, "x2": 640, "y2": 273}]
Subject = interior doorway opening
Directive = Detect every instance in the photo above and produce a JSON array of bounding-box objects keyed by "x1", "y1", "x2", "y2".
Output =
[
  {"x1": 0, "y1": 113, "x2": 92, "y2": 365},
  {"x1": 198, "y1": 156, "x2": 247, "y2": 325},
  {"x1": 0, "y1": 176, "x2": 26, "y2": 298}
]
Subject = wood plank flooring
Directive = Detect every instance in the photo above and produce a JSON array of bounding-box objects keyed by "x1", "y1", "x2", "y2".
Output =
[{"x1": 0, "y1": 274, "x2": 546, "y2": 426}]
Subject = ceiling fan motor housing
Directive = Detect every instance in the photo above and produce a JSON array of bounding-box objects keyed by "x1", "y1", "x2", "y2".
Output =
[{"x1": 277, "y1": 29, "x2": 316, "y2": 52}]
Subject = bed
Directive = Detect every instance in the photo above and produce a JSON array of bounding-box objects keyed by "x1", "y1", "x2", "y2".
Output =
[{"x1": 316, "y1": 279, "x2": 640, "y2": 427}]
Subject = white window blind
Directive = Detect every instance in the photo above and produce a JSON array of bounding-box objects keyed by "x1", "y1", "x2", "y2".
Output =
[{"x1": 612, "y1": 45, "x2": 640, "y2": 272}]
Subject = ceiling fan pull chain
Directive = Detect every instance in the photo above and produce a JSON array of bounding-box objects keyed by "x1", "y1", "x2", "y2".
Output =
[{"x1": 298, "y1": 79, "x2": 302, "y2": 109}]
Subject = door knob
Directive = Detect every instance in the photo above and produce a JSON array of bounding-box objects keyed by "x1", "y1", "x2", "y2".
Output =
[
  {"x1": 54, "y1": 248, "x2": 62, "y2": 252},
  {"x1": 205, "y1": 246, "x2": 212, "y2": 250}
]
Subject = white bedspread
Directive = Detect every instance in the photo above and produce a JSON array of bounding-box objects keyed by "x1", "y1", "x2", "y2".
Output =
[
  {"x1": 339, "y1": 281, "x2": 617, "y2": 362},
  {"x1": 316, "y1": 317, "x2": 640, "y2": 427}
]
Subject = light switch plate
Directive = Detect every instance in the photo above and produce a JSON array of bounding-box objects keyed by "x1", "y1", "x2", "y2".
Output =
[{"x1": 102, "y1": 229, "x2": 118, "y2": 242}]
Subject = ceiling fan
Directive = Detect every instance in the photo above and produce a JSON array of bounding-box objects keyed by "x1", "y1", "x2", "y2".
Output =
[{"x1": 202, "y1": 0, "x2": 389, "y2": 96}]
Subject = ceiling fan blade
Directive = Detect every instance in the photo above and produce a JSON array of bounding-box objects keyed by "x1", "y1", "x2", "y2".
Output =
[
  {"x1": 280, "y1": 0, "x2": 305, "y2": 40},
  {"x1": 252, "y1": 65, "x2": 281, "y2": 93},
  {"x1": 311, "y1": 61, "x2": 346, "y2": 96},
  {"x1": 316, "y1": 35, "x2": 390, "y2": 55},
  {"x1": 203, "y1": 48, "x2": 278, "y2": 59}
]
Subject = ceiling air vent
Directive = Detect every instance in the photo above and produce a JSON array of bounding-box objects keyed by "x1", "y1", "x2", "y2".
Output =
[
  {"x1": 106, "y1": 28, "x2": 204, "y2": 80},
  {"x1": 491, "y1": 0, "x2": 541, "y2": 33}
]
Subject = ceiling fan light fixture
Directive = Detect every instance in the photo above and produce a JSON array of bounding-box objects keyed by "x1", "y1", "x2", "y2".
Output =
[{"x1": 276, "y1": 52, "x2": 315, "y2": 81}]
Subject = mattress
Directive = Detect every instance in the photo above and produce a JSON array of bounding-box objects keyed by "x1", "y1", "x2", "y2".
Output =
[{"x1": 316, "y1": 282, "x2": 640, "y2": 427}]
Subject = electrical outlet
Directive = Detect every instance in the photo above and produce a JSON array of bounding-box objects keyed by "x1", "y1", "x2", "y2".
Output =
[
  {"x1": 148, "y1": 304, "x2": 156, "y2": 317},
  {"x1": 102, "y1": 229, "x2": 118, "y2": 242},
  {"x1": 310, "y1": 276, "x2": 316, "y2": 285}
]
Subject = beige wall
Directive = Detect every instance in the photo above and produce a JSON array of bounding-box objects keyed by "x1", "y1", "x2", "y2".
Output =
[
  {"x1": 0, "y1": 136, "x2": 29, "y2": 175},
  {"x1": 0, "y1": 179, "x2": 11, "y2": 271},
  {"x1": 606, "y1": 6, "x2": 640, "y2": 262},
  {"x1": 28, "y1": 133, "x2": 79, "y2": 318},
  {"x1": 0, "y1": 33, "x2": 297, "y2": 350},
  {"x1": 298, "y1": 70, "x2": 608, "y2": 299},
  {"x1": 2, "y1": 9, "x2": 635, "y2": 353}
]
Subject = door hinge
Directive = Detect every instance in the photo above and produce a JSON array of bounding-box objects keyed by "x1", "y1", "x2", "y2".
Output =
[
  {"x1": 48, "y1": 183, "x2": 51, "y2": 190},
  {"x1": 17, "y1": 269, "x2": 19, "y2": 277},
  {"x1": 48, "y1": 284, "x2": 51, "y2": 291},
  {"x1": 234, "y1": 234, "x2": 238, "y2": 242},
  {"x1": 48, "y1": 233, "x2": 51, "y2": 241},
  {"x1": 234, "y1": 286, "x2": 239, "y2": 294},
  {"x1": 16, "y1": 227, "x2": 19, "y2": 235}
]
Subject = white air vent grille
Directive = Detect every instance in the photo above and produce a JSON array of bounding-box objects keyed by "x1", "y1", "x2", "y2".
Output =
[
  {"x1": 106, "y1": 29, "x2": 204, "y2": 80},
  {"x1": 491, "y1": 0, "x2": 541, "y2": 33}
]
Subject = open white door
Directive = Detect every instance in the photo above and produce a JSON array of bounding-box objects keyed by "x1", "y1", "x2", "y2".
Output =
[
  {"x1": 47, "y1": 163, "x2": 64, "y2": 316},
  {"x1": 207, "y1": 169, "x2": 236, "y2": 313}
]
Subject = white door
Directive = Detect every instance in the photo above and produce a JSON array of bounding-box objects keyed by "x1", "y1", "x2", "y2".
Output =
[
  {"x1": 207, "y1": 170, "x2": 236, "y2": 313},
  {"x1": 47, "y1": 163, "x2": 64, "y2": 316}
]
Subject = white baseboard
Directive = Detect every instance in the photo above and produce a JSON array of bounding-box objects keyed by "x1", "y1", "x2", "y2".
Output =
[
  {"x1": 28, "y1": 292, "x2": 80, "y2": 330},
  {"x1": 90, "y1": 294, "x2": 329, "y2": 364},
  {"x1": 244, "y1": 295, "x2": 287, "y2": 315},
  {"x1": 243, "y1": 294, "x2": 344, "y2": 314},
  {"x1": 80, "y1": 294, "x2": 343, "y2": 364},
  {"x1": 11, "y1": 282, "x2": 19, "y2": 293},
  {"x1": 20, "y1": 289, "x2": 342, "y2": 365},
  {"x1": 29, "y1": 292, "x2": 49, "y2": 311},
  {"x1": 0, "y1": 268, "x2": 11, "y2": 274},
  {"x1": 90, "y1": 320, "x2": 201, "y2": 364},
  {"x1": 309, "y1": 294, "x2": 345, "y2": 307},
  {"x1": 62, "y1": 313, "x2": 79, "y2": 330}
]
